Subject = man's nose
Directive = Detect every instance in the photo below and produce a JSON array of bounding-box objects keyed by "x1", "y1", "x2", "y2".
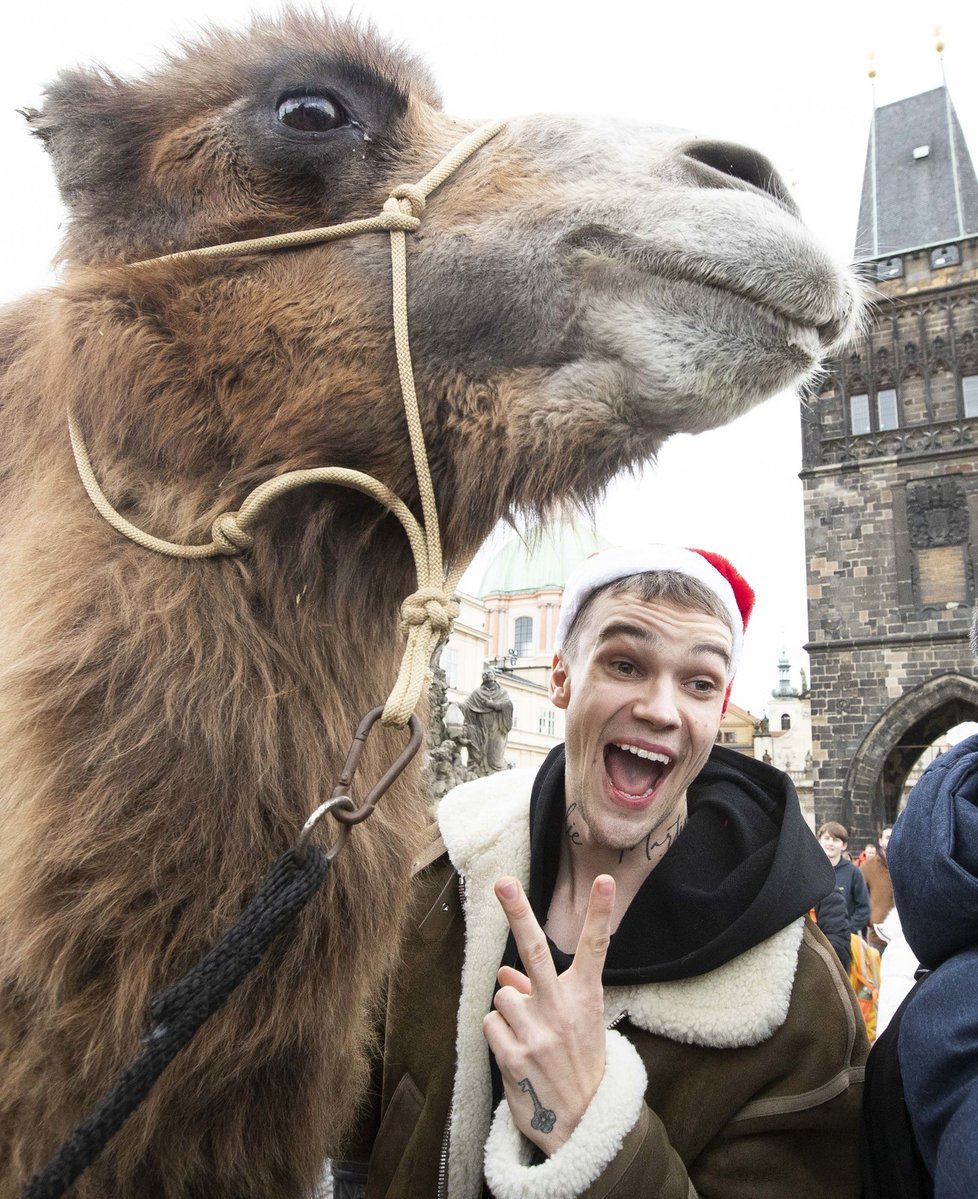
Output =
[{"x1": 632, "y1": 678, "x2": 681, "y2": 728}]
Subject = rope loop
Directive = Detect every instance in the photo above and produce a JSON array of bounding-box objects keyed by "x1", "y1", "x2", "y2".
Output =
[
  {"x1": 388, "y1": 184, "x2": 427, "y2": 219},
  {"x1": 377, "y1": 206, "x2": 422, "y2": 233},
  {"x1": 399, "y1": 587, "x2": 460, "y2": 635},
  {"x1": 211, "y1": 512, "x2": 254, "y2": 555}
]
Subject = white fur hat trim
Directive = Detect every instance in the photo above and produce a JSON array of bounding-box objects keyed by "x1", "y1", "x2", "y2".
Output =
[{"x1": 554, "y1": 544, "x2": 745, "y2": 681}]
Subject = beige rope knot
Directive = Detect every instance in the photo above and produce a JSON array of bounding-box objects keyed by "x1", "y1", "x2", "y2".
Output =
[
  {"x1": 211, "y1": 511, "x2": 254, "y2": 554},
  {"x1": 399, "y1": 587, "x2": 460, "y2": 635},
  {"x1": 378, "y1": 205, "x2": 422, "y2": 233},
  {"x1": 388, "y1": 184, "x2": 427, "y2": 219}
]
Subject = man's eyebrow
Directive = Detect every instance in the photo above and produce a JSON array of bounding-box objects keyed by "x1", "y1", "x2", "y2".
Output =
[
  {"x1": 595, "y1": 621, "x2": 659, "y2": 647},
  {"x1": 595, "y1": 622, "x2": 731, "y2": 669},
  {"x1": 690, "y1": 641, "x2": 731, "y2": 669}
]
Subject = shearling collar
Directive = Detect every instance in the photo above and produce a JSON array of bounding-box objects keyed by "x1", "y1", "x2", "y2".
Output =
[{"x1": 436, "y1": 771, "x2": 804, "y2": 1198}]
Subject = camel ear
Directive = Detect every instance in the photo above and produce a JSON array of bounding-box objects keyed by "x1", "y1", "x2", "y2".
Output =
[{"x1": 23, "y1": 68, "x2": 146, "y2": 210}]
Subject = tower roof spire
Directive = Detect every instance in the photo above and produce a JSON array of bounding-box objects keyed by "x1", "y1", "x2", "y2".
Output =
[{"x1": 854, "y1": 79, "x2": 978, "y2": 261}]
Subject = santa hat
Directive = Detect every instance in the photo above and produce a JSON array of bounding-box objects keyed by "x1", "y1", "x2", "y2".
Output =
[{"x1": 554, "y1": 545, "x2": 755, "y2": 709}]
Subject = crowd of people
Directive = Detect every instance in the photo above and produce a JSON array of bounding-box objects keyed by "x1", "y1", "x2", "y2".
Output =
[{"x1": 329, "y1": 543, "x2": 976, "y2": 1199}]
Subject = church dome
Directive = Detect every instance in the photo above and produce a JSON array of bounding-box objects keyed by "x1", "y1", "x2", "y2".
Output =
[{"x1": 479, "y1": 521, "x2": 611, "y2": 597}]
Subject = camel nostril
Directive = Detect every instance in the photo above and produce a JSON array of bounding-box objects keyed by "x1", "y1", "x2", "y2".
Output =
[{"x1": 683, "y1": 141, "x2": 798, "y2": 214}]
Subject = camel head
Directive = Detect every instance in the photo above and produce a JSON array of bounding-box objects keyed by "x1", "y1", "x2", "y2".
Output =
[{"x1": 23, "y1": 10, "x2": 859, "y2": 568}]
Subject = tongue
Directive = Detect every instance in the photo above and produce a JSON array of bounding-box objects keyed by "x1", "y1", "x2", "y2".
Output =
[{"x1": 605, "y1": 746, "x2": 664, "y2": 798}]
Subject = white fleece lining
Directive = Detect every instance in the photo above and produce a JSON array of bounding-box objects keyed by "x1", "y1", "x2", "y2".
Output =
[
  {"x1": 437, "y1": 772, "x2": 804, "y2": 1198},
  {"x1": 439, "y1": 771, "x2": 537, "y2": 1199},
  {"x1": 483, "y1": 1028, "x2": 648, "y2": 1199}
]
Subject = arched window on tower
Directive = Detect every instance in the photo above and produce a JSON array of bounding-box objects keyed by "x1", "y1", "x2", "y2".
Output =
[
  {"x1": 514, "y1": 616, "x2": 533, "y2": 658},
  {"x1": 781, "y1": 713, "x2": 791, "y2": 731}
]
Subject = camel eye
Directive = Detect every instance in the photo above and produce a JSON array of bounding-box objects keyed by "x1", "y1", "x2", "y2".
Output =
[{"x1": 276, "y1": 93, "x2": 345, "y2": 133}]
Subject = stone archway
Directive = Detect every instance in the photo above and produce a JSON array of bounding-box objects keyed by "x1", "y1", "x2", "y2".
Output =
[{"x1": 841, "y1": 672, "x2": 978, "y2": 834}]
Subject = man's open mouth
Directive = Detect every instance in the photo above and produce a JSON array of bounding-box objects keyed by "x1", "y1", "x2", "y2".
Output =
[{"x1": 603, "y1": 742, "x2": 673, "y2": 804}]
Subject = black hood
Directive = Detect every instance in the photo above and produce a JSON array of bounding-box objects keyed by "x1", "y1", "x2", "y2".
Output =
[{"x1": 524, "y1": 743, "x2": 834, "y2": 984}]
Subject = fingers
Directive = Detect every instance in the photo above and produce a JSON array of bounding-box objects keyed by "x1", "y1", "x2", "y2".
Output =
[
  {"x1": 494, "y1": 877, "x2": 559, "y2": 1000},
  {"x1": 482, "y1": 1007, "x2": 519, "y2": 1058},
  {"x1": 569, "y1": 874, "x2": 615, "y2": 983},
  {"x1": 497, "y1": 964, "x2": 531, "y2": 994}
]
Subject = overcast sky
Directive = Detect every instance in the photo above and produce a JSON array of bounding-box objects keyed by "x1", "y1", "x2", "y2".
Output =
[{"x1": 3, "y1": 0, "x2": 976, "y2": 716}]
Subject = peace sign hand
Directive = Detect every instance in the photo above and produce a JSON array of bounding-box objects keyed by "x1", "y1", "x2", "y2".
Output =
[{"x1": 482, "y1": 874, "x2": 615, "y2": 1154}]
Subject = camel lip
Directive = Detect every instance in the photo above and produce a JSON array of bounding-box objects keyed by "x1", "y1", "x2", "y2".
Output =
[{"x1": 563, "y1": 225, "x2": 856, "y2": 348}]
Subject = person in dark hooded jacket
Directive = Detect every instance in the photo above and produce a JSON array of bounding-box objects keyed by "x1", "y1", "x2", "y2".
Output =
[
  {"x1": 886, "y1": 733, "x2": 978, "y2": 1198},
  {"x1": 862, "y1": 614, "x2": 978, "y2": 1199}
]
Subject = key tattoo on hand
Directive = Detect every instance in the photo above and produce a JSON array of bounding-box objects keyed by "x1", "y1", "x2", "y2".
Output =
[{"x1": 518, "y1": 1077, "x2": 557, "y2": 1134}]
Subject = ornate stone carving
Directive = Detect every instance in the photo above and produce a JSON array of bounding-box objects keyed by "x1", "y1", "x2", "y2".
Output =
[{"x1": 906, "y1": 479, "x2": 969, "y2": 547}]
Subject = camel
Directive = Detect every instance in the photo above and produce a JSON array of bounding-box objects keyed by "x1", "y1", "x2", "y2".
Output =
[{"x1": 0, "y1": 10, "x2": 860, "y2": 1197}]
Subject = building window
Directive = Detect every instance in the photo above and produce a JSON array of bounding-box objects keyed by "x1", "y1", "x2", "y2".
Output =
[
  {"x1": 440, "y1": 646, "x2": 459, "y2": 688},
  {"x1": 877, "y1": 387, "x2": 899, "y2": 430},
  {"x1": 850, "y1": 388, "x2": 900, "y2": 434},
  {"x1": 850, "y1": 393, "x2": 871, "y2": 435},
  {"x1": 964, "y1": 374, "x2": 978, "y2": 419},
  {"x1": 514, "y1": 616, "x2": 533, "y2": 658},
  {"x1": 723, "y1": 731, "x2": 738, "y2": 743},
  {"x1": 538, "y1": 708, "x2": 556, "y2": 736},
  {"x1": 781, "y1": 713, "x2": 791, "y2": 731}
]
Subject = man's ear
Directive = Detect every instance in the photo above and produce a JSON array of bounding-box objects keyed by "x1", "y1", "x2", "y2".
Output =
[{"x1": 550, "y1": 652, "x2": 571, "y2": 709}]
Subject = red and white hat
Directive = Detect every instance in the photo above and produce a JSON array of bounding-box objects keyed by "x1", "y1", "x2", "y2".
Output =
[{"x1": 554, "y1": 544, "x2": 755, "y2": 698}]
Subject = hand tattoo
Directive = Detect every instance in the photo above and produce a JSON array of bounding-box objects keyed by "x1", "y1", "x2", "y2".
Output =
[
  {"x1": 518, "y1": 1077, "x2": 557, "y2": 1134},
  {"x1": 565, "y1": 802, "x2": 583, "y2": 846}
]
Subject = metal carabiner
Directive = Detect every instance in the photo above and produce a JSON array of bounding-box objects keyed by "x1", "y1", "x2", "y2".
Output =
[{"x1": 330, "y1": 706, "x2": 424, "y2": 826}]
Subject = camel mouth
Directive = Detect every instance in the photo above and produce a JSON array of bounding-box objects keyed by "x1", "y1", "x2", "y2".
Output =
[{"x1": 564, "y1": 224, "x2": 857, "y2": 352}]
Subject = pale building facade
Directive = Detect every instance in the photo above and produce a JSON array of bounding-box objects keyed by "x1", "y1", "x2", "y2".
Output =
[{"x1": 438, "y1": 521, "x2": 609, "y2": 772}]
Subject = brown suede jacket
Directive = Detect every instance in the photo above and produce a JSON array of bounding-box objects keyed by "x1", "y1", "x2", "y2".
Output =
[
  {"x1": 860, "y1": 855, "x2": 895, "y2": 950},
  {"x1": 335, "y1": 772, "x2": 868, "y2": 1199}
]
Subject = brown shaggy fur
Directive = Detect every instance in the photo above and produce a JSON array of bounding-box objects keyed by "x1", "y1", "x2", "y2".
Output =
[{"x1": 0, "y1": 10, "x2": 859, "y2": 1197}]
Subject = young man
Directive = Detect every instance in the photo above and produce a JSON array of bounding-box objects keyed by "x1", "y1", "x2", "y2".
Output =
[
  {"x1": 818, "y1": 820, "x2": 871, "y2": 934},
  {"x1": 333, "y1": 545, "x2": 867, "y2": 1198}
]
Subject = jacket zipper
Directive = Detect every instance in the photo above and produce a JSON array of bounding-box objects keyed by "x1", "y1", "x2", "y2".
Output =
[
  {"x1": 437, "y1": 875, "x2": 466, "y2": 1199},
  {"x1": 436, "y1": 1106, "x2": 452, "y2": 1199}
]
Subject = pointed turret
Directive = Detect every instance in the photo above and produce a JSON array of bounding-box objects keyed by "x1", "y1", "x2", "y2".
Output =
[{"x1": 855, "y1": 86, "x2": 978, "y2": 261}]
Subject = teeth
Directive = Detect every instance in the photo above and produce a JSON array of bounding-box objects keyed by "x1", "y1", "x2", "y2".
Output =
[{"x1": 615, "y1": 743, "x2": 670, "y2": 764}]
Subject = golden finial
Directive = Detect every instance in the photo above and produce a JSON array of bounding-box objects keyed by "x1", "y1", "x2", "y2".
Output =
[
  {"x1": 867, "y1": 51, "x2": 877, "y2": 81},
  {"x1": 934, "y1": 26, "x2": 944, "y2": 55}
]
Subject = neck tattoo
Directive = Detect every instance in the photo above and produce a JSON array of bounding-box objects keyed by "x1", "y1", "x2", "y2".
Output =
[
  {"x1": 618, "y1": 811, "x2": 687, "y2": 865},
  {"x1": 565, "y1": 802, "x2": 584, "y2": 846}
]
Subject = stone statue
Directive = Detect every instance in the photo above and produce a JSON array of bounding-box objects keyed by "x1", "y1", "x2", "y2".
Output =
[
  {"x1": 424, "y1": 662, "x2": 470, "y2": 799},
  {"x1": 463, "y1": 668, "x2": 515, "y2": 774}
]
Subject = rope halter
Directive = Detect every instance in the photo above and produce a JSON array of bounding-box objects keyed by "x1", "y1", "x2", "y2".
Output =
[{"x1": 68, "y1": 120, "x2": 507, "y2": 727}]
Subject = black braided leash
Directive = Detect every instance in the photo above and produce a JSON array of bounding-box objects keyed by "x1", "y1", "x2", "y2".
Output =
[{"x1": 22, "y1": 845, "x2": 331, "y2": 1199}]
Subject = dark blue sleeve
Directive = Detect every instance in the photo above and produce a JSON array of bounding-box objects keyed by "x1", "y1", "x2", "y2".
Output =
[
  {"x1": 899, "y1": 952, "x2": 978, "y2": 1198},
  {"x1": 815, "y1": 889, "x2": 852, "y2": 971},
  {"x1": 849, "y1": 867, "x2": 871, "y2": 934}
]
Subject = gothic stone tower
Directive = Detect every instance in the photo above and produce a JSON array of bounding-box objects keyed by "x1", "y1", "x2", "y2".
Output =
[{"x1": 802, "y1": 85, "x2": 978, "y2": 843}]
